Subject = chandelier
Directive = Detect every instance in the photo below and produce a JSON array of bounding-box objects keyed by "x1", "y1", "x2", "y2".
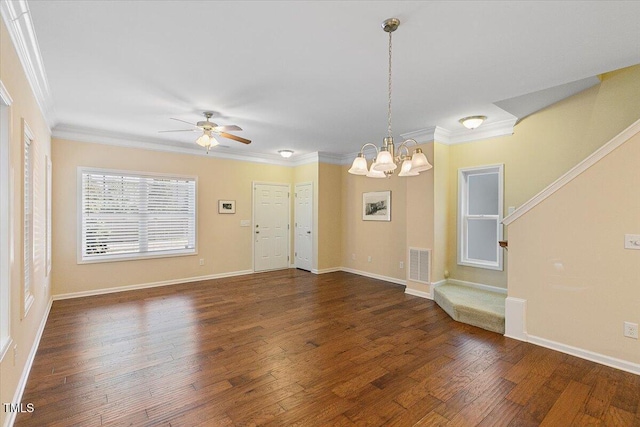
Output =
[{"x1": 348, "y1": 18, "x2": 432, "y2": 178}]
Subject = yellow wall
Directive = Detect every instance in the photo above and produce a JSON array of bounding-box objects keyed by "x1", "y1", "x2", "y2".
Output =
[
  {"x1": 432, "y1": 142, "x2": 450, "y2": 284},
  {"x1": 52, "y1": 138, "x2": 295, "y2": 295},
  {"x1": 508, "y1": 129, "x2": 640, "y2": 364},
  {"x1": 0, "y1": 19, "x2": 52, "y2": 426},
  {"x1": 446, "y1": 64, "x2": 640, "y2": 289}
]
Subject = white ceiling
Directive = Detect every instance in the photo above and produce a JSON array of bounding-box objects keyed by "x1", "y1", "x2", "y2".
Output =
[{"x1": 20, "y1": 1, "x2": 640, "y2": 161}]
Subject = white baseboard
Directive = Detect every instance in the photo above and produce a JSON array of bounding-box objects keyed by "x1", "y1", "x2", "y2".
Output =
[
  {"x1": 446, "y1": 278, "x2": 508, "y2": 294},
  {"x1": 527, "y1": 334, "x2": 640, "y2": 376},
  {"x1": 53, "y1": 270, "x2": 254, "y2": 300},
  {"x1": 404, "y1": 288, "x2": 432, "y2": 300},
  {"x1": 504, "y1": 297, "x2": 528, "y2": 341},
  {"x1": 340, "y1": 267, "x2": 406, "y2": 286},
  {"x1": 432, "y1": 279, "x2": 447, "y2": 288},
  {"x1": 3, "y1": 297, "x2": 53, "y2": 427},
  {"x1": 312, "y1": 267, "x2": 342, "y2": 274}
]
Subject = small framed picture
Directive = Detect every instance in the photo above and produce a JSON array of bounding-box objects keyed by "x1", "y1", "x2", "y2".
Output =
[
  {"x1": 218, "y1": 200, "x2": 236, "y2": 214},
  {"x1": 363, "y1": 191, "x2": 391, "y2": 221}
]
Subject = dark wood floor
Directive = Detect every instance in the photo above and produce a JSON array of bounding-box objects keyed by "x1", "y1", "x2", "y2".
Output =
[{"x1": 16, "y1": 270, "x2": 640, "y2": 426}]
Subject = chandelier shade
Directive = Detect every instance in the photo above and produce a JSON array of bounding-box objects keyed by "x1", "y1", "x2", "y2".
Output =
[
  {"x1": 348, "y1": 155, "x2": 369, "y2": 175},
  {"x1": 398, "y1": 158, "x2": 419, "y2": 176},
  {"x1": 372, "y1": 150, "x2": 397, "y2": 172},
  {"x1": 410, "y1": 148, "x2": 432, "y2": 172}
]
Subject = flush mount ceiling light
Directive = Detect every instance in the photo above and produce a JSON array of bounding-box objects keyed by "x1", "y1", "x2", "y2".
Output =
[
  {"x1": 459, "y1": 115, "x2": 487, "y2": 130},
  {"x1": 278, "y1": 150, "x2": 294, "y2": 158},
  {"x1": 348, "y1": 18, "x2": 432, "y2": 179}
]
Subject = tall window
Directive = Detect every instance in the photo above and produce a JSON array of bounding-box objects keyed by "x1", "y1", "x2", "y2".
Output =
[
  {"x1": 23, "y1": 121, "x2": 34, "y2": 315},
  {"x1": 458, "y1": 164, "x2": 504, "y2": 270},
  {"x1": 79, "y1": 168, "x2": 197, "y2": 263},
  {"x1": 0, "y1": 81, "x2": 12, "y2": 358}
]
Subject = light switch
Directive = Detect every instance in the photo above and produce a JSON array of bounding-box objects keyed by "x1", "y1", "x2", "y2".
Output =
[
  {"x1": 240, "y1": 220, "x2": 251, "y2": 227},
  {"x1": 624, "y1": 234, "x2": 640, "y2": 250}
]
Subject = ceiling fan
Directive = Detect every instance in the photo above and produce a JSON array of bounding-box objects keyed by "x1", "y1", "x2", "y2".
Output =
[{"x1": 160, "y1": 111, "x2": 251, "y2": 152}]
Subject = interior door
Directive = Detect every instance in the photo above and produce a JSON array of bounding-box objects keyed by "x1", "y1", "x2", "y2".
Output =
[
  {"x1": 295, "y1": 183, "x2": 313, "y2": 271},
  {"x1": 254, "y1": 183, "x2": 289, "y2": 272}
]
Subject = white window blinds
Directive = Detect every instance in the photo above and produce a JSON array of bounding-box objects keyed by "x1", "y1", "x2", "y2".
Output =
[
  {"x1": 23, "y1": 124, "x2": 34, "y2": 314},
  {"x1": 79, "y1": 169, "x2": 196, "y2": 263}
]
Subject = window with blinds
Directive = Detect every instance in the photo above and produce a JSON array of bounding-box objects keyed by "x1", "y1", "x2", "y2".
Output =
[
  {"x1": 23, "y1": 122, "x2": 34, "y2": 315},
  {"x1": 79, "y1": 168, "x2": 197, "y2": 263}
]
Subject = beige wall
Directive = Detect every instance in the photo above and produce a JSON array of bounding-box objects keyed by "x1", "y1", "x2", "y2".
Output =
[
  {"x1": 52, "y1": 138, "x2": 295, "y2": 295},
  {"x1": 446, "y1": 64, "x2": 640, "y2": 289},
  {"x1": 404, "y1": 143, "x2": 435, "y2": 293},
  {"x1": 317, "y1": 163, "x2": 342, "y2": 271},
  {"x1": 341, "y1": 163, "x2": 408, "y2": 281},
  {"x1": 508, "y1": 130, "x2": 640, "y2": 364},
  {"x1": 0, "y1": 19, "x2": 52, "y2": 426}
]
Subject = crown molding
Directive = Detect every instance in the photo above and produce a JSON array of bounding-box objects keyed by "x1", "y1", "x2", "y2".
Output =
[
  {"x1": 0, "y1": 79, "x2": 13, "y2": 105},
  {"x1": 0, "y1": 0, "x2": 55, "y2": 130},
  {"x1": 503, "y1": 117, "x2": 640, "y2": 226},
  {"x1": 401, "y1": 118, "x2": 517, "y2": 146},
  {"x1": 52, "y1": 124, "x2": 302, "y2": 166},
  {"x1": 291, "y1": 152, "x2": 320, "y2": 166},
  {"x1": 443, "y1": 117, "x2": 518, "y2": 144},
  {"x1": 53, "y1": 123, "x2": 355, "y2": 167},
  {"x1": 400, "y1": 126, "x2": 438, "y2": 143},
  {"x1": 317, "y1": 152, "x2": 349, "y2": 165}
]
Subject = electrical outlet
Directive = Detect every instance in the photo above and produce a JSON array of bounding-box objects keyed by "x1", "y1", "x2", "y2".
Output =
[
  {"x1": 351, "y1": 253, "x2": 356, "y2": 260},
  {"x1": 367, "y1": 256, "x2": 372, "y2": 263},
  {"x1": 624, "y1": 234, "x2": 640, "y2": 250},
  {"x1": 199, "y1": 259, "x2": 205, "y2": 266},
  {"x1": 623, "y1": 322, "x2": 638, "y2": 339},
  {"x1": 399, "y1": 261, "x2": 404, "y2": 269}
]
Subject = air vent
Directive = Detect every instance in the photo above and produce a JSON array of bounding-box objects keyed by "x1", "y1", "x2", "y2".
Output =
[{"x1": 409, "y1": 248, "x2": 431, "y2": 284}]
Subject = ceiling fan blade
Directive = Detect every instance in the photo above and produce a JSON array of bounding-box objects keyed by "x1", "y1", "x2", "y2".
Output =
[
  {"x1": 158, "y1": 129, "x2": 199, "y2": 133},
  {"x1": 218, "y1": 132, "x2": 251, "y2": 144},
  {"x1": 170, "y1": 117, "x2": 198, "y2": 127},
  {"x1": 212, "y1": 125, "x2": 242, "y2": 132}
]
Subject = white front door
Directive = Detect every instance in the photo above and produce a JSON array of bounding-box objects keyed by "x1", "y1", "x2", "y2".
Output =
[
  {"x1": 295, "y1": 183, "x2": 313, "y2": 271},
  {"x1": 254, "y1": 183, "x2": 289, "y2": 272}
]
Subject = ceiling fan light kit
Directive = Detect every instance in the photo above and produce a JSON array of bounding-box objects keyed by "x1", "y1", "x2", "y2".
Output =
[
  {"x1": 160, "y1": 111, "x2": 251, "y2": 153},
  {"x1": 349, "y1": 18, "x2": 432, "y2": 178}
]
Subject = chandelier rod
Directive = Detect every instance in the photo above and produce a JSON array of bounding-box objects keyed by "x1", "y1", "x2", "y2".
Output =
[{"x1": 387, "y1": 29, "x2": 393, "y2": 139}]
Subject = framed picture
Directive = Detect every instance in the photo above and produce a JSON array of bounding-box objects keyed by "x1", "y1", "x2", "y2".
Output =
[
  {"x1": 363, "y1": 191, "x2": 391, "y2": 221},
  {"x1": 218, "y1": 200, "x2": 236, "y2": 214}
]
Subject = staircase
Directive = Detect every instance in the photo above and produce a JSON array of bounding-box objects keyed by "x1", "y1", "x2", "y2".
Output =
[{"x1": 434, "y1": 283, "x2": 506, "y2": 334}]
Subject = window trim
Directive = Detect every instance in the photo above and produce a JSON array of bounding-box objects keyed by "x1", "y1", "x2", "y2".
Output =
[
  {"x1": 77, "y1": 167, "x2": 198, "y2": 264},
  {"x1": 457, "y1": 164, "x2": 504, "y2": 271}
]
